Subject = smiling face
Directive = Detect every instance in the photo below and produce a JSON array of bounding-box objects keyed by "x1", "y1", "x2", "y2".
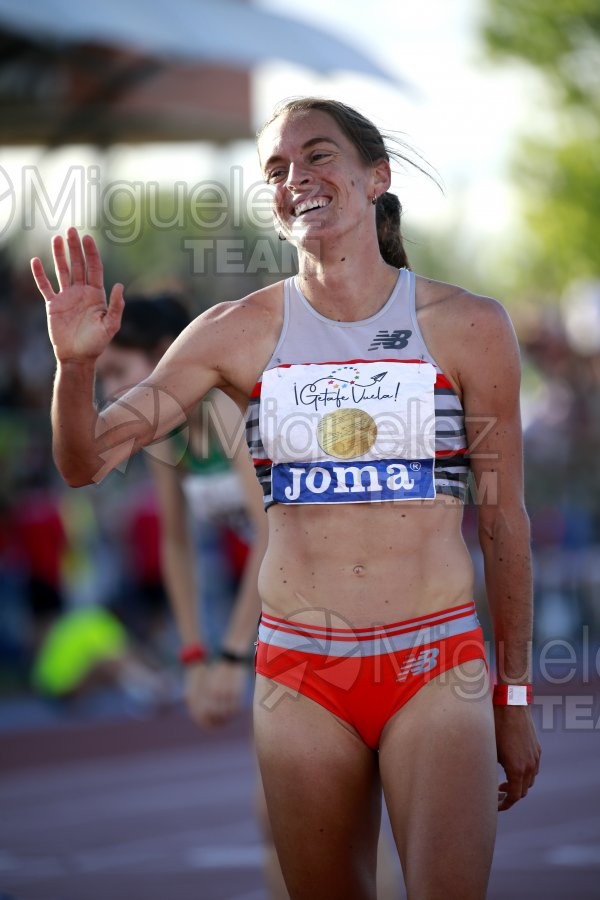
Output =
[{"x1": 258, "y1": 108, "x2": 389, "y2": 249}]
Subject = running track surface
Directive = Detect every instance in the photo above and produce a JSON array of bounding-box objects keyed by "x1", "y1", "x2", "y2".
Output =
[{"x1": 1, "y1": 689, "x2": 599, "y2": 900}]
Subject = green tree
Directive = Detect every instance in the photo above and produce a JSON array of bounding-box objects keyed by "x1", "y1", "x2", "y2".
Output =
[
  {"x1": 483, "y1": 0, "x2": 600, "y2": 115},
  {"x1": 480, "y1": 0, "x2": 600, "y2": 294}
]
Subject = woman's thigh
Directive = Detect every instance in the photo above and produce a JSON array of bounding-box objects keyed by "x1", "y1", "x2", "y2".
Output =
[
  {"x1": 379, "y1": 660, "x2": 497, "y2": 900},
  {"x1": 253, "y1": 673, "x2": 382, "y2": 900}
]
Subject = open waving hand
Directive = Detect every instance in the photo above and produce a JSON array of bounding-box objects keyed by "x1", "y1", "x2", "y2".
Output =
[
  {"x1": 31, "y1": 227, "x2": 124, "y2": 362},
  {"x1": 30, "y1": 226, "x2": 268, "y2": 487},
  {"x1": 30, "y1": 227, "x2": 130, "y2": 485}
]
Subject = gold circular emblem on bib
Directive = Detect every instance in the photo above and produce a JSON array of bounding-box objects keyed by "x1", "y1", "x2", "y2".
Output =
[{"x1": 317, "y1": 408, "x2": 377, "y2": 459}]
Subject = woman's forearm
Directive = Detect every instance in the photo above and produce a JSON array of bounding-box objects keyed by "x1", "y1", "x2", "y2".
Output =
[
  {"x1": 51, "y1": 359, "x2": 103, "y2": 486},
  {"x1": 161, "y1": 530, "x2": 202, "y2": 647},
  {"x1": 479, "y1": 504, "x2": 534, "y2": 683}
]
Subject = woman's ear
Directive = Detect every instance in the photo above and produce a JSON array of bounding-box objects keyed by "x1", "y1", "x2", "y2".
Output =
[{"x1": 373, "y1": 157, "x2": 392, "y2": 198}]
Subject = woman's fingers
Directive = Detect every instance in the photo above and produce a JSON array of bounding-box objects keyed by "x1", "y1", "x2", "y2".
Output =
[
  {"x1": 32, "y1": 229, "x2": 104, "y2": 298},
  {"x1": 81, "y1": 232, "x2": 104, "y2": 289},
  {"x1": 52, "y1": 234, "x2": 71, "y2": 291},
  {"x1": 30, "y1": 257, "x2": 55, "y2": 301},
  {"x1": 67, "y1": 227, "x2": 86, "y2": 284},
  {"x1": 105, "y1": 283, "x2": 126, "y2": 337}
]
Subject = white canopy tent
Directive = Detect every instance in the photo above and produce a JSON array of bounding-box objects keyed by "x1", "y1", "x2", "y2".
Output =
[
  {"x1": 0, "y1": 0, "x2": 399, "y2": 81},
  {"x1": 0, "y1": 0, "x2": 405, "y2": 144}
]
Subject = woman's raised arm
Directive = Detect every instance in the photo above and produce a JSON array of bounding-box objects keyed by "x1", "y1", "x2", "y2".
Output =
[{"x1": 32, "y1": 228, "x2": 224, "y2": 485}]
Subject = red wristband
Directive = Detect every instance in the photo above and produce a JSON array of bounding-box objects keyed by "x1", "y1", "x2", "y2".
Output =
[
  {"x1": 179, "y1": 643, "x2": 207, "y2": 666},
  {"x1": 492, "y1": 684, "x2": 533, "y2": 706}
]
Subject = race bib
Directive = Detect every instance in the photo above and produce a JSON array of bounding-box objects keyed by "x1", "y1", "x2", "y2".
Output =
[{"x1": 259, "y1": 360, "x2": 437, "y2": 504}]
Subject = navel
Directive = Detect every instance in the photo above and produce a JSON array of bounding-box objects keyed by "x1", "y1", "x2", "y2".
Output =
[{"x1": 352, "y1": 564, "x2": 367, "y2": 577}]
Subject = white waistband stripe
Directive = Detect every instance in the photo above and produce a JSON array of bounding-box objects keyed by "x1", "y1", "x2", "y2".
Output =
[{"x1": 258, "y1": 606, "x2": 481, "y2": 658}]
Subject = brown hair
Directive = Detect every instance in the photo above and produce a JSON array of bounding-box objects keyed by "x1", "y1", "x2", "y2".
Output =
[
  {"x1": 111, "y1": 294, "x2": 190, "y2": 355},
  {"x1": 258, "y1": 97, "x2": 410, "y2": 269}
]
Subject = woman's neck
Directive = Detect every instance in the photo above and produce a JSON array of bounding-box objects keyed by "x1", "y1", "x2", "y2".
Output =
[{"x1": 296, "y1": 250, "x2": 399, "y2": 322}]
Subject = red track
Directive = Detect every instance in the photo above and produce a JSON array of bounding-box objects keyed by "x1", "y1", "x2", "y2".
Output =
[{"x1": 1, "y1": 689, "x2": 599, "y2": 899}]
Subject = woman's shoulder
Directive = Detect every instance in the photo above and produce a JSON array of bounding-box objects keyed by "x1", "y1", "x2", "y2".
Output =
[
  {"x1": 183, "y1": 281, "x2": 285, "y2": 348},
  {"x1": 415, "y1": 274, "x2": 514, "y2": 336},
  {"x1": 414, "y1": 275, "x2": 520, "y2": 396},
  {"x1": 170, "y1": 281, "x2": 287, "y2": 395},
  {"x1": 201, "y1": 280, "x2": 285, "y2": 319}
]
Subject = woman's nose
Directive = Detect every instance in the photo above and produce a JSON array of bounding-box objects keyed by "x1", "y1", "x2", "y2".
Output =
[{"x1": 285, "y1": 162, "x2": 311, "y2": 191}]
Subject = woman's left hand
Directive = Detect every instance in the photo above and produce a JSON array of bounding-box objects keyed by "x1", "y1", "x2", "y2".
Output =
[
  {"x1": 494, "y1": 706, "x2": 541, "y2": 811},
  {"x1": 192, "y1": 659, "x2": 250, "y2": 727}
]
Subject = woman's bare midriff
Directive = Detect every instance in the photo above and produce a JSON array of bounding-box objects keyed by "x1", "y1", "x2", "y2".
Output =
[{"x1": 258, "y1": 496, "x2": 474, "y2": 627}]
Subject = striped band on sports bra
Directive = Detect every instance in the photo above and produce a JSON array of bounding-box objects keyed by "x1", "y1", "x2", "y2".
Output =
[{"x1": 245, "y1": 369, "x2": 470, "y2": 508}]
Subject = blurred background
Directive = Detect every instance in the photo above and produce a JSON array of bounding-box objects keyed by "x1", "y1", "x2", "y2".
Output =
[{"x1": 0, "y1": 1, "x2": 599, "y2": 898}]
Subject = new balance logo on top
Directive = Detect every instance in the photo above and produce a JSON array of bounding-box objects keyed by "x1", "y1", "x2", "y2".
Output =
[
  {"x1": 396, "y1": 647, "x2": 440, "y2": 681},
  {"x1": 368, "y1": 329, "x2": 412, "y2": 351}
]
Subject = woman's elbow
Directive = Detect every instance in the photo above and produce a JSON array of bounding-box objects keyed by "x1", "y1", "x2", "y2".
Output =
[{"x1": 54, "y1": 455, "x2": 105, "y2": 488}]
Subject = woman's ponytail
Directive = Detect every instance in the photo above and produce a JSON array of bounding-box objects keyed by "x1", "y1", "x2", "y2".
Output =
[{"x1": 375, "y1": 192, "x2": 410, "y2": 269}]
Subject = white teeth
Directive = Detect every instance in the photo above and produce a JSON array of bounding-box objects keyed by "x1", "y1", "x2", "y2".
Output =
[{"x1": 294, "y1": 198, "x2": 330, "y2": 217}]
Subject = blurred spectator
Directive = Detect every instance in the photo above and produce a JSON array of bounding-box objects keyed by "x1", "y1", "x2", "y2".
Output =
[
  {"x1": 520, "y1": 305, "x2": 600, "y2": 642},
  {"x1": 31, "y1": 603, "x2": 174, "y2": 711},
  {"x1": 12, "y1": 480, "x2": 67, "y2": 636}
]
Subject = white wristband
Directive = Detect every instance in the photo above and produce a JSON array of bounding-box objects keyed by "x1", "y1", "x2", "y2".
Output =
[{"x1": 492, "y1": 684, "x2": 533, "y2": 705}]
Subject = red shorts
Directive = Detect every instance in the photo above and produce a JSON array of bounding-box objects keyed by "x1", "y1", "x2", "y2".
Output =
[{"x1": 255, "y1": 602, "x2": 487, "y2": 749}]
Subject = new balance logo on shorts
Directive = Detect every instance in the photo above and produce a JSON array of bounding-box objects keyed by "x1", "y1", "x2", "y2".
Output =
[
  {"x1": 368, "y1": 329, "x2": 412, "y2": 351},
  {"x1": 396, "y1": 647, "x2": 440, "y2": 681}
]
